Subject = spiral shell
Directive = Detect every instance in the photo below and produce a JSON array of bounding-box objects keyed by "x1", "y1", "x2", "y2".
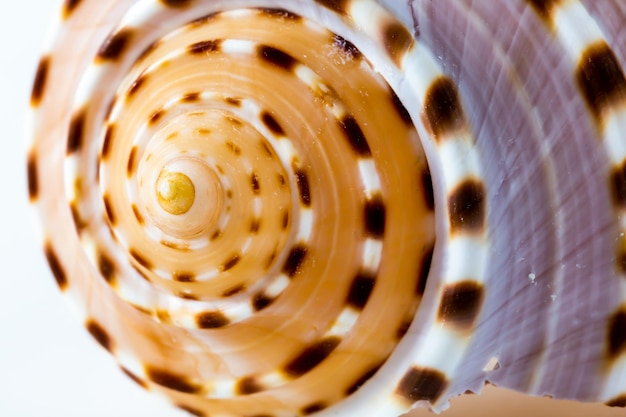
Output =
[{"x1": 28, "y1": 0, "x2": 626, "y2": 416}]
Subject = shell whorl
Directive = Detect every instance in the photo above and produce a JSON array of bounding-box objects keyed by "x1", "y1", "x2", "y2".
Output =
[{"x1": 27, "y1": 0, "x2": 626, "y2": 416}]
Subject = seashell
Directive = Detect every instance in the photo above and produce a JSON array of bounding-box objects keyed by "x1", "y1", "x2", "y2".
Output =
[{"x1": 26, "y1": 0, "x2": 626, "y2": 416}]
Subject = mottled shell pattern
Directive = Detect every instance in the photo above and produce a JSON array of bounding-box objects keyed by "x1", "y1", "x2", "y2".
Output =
[{"x1": 27, "y1": 0, "x2": 626, "y2": 416}]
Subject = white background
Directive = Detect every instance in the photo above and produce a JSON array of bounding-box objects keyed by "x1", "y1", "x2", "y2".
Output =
[{"x1": 0, "y1": 1, "x2": 623, "y2": 416}]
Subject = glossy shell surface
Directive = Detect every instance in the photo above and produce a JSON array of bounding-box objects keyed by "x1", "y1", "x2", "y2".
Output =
[{"x1": 28, "y1": 0, "x2": 626, "y2": 416}]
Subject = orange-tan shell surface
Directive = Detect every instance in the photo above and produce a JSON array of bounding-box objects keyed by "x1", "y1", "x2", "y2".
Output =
[{"x1": 27, "y1": 0, "x2": 626, "y2": 416}]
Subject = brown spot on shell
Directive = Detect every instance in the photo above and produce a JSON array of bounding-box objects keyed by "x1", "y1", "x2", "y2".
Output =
[
  {"x1": 67, "y1": 109, "x2": 86, "y2": 154},
  {"x1": 266, "y1": 249, "x2": 278, "y2": 269},
  {"x1": 149, "y1": 109, "x2": 165, "y2": 125},
  {"x1": 103, "y1": 194, "x2": 116, "y2": 225},
  {"x1": 160, "y1": 240, "x2": 186, "y2": 251},
  {"x1": 130, "y1": 303, "x2": 152, "y2": 315},
  {"x1": 346, "y1": 271, "x2": 376, "y2": 309},
  {"x1": 62, "y1": 0, "x2": 83, "y2": 18},
  {"x1": 157, "y1": 309, "x2": 172, "y2": 323},
  {"x1": 338, "y1": 115, "x2": 371, "y2": 157},
  {"x1": 132, "y1": 204, "x2": 145, "y2": 225},
  {"x1": 448, "y1": 178, "x2": 486, "y2": 233},
  {"x1": 226, "y1": 116, "x2": 242, "y2": 126},
  {"x1": 576, "y1": 41, "x2": 626, "y2": 123},
  {"x1": 261, "y1": 111, "x2": 285, "y2": 136},
  {"x1": 396, "y1": 366, "x2": 449, "y2": 403},
  {"x1": 97, "y1": 29, "x2": 133, "y2": 61},
  {"x1": 226, "y1": 141, "x2": 242, "y2": 156},
  {"x1": 295, "y1": 168, "x2": 312, "y2": 207},
  {"x1": 396, "y1": 320, "x2": 412, "y2": 339},
  {"x1": 423, "y1": 77, "x2": 465, "y2": 140},
  {"x1": 178, "y1": 292, "x2": 199, "y2": 301},
  {"x1": 188, "y1": 39, "x2": 222, "y2": 55},
  {"x1": 133, "y1": 266, "x2": 151, "y2": 282},
  {"x1": 281, "y1": 210, "x2": 290, "y2": 229},
  {"x1": 422, "y1": 168, "x2": 435, "y2": 211},
  {"x1": 211, "y1": 229, "x2": 223, "y2": 241},
  {"x1": 73, "y1": 178, "x2": 83, "y2": 200},
  {"x1": 302, "y1": 402, "x2": 327, "y2": 415},
  {"x1": 44, "y1": 242, "x2": 67, "y2": 290},
  {"x1": 86, "y1": 319, "x2": 113, "y2": 352},
  {"x1": 27, "y1": 151, "x2": 38, "y2": 201},
  {"x1": 176, "y1": 405, "x2": 206, "y2": 417},
  {"x1": 196, "y1": 311, "x2": 230, "y2": 329},
  {"x1": 127, "y1": 74, "x2": 147, "y2": 97},
  {"x1": 98, "y1": 252, "x2": 116, "y2": 283},
  {"x1": 314, "y1": 0, "x2": 348, "y2": 14},
  {"x1": 610, "y1": 161, "x2": 626, "y2": 210},
  {"x1": 222, "y1": 254, "x2": 241, "y2": 271},
  {"x1": 182, "y1": 92, "x2": 201, "y2": 102},
  {"x1": 252, "y1": 292, "x2": 275, "y2": 311},
  {"x1": 383, "y1": 22, "x2": 413, "y2": 65},
  {"x1": 225, "y1": 97, "x2": 241, "y2": 106},
  {"x1": 526, "y1": 0, "x2": 562, "y2": 23},
  {"x1": 607, "y1": 395, "x2": 626, "y2": 407},
  {"x1": 261, "y1": 141, "x2": 274, "y2": 158},
  {"x1": 236, "y1": 376, "x2": 265, "y2": 395},
  {"x1": 333, "y1": 34, "x2": 362, "y2": 60},
  {"x1": 607, "y1": 308, "x2": 626, "y2": 360},
  {"x1": 364, "y1": 195, "x2": 386, "y2": 238},
  {"x1": 258, "y1": 45, "x2": 297, "y2": 71},
  {"x1": 250, "y1": 219, "x2": 261, "y2": 234},
  {"x1": 222, "y1": 283, "x2": 246, "y2": 297},
  {"x1": 346, "y1": 362, "x2": 384, "y2": 395},
  {"x1": 251, "y1": 173, "x2": 261, "y2": 194},
  {"x1": 173, "y1": 272, "x2": 195, "y2": 283},
  {"x1": 282, "y1": 244, "x2": 308, "y2": 278},
  {"x1": 257, "y1": 7, "x2": 302, "y2": 21},
  {"x1": 31, "y1": 56, "x2": 50, "y2": 106},
  {"x1": 160, "y1": 0, "x2": 192, "y2": 7},
  {"x1": 70, "y1": 202, "x2": 86, "y2": 231},
  {"x1": 130, "y1": 249, "x2": 152, "y2": 270},
  {"x1": 102, "y1": 124, "x2": 115, "y2": 159},
  {"x1": 284, "y1": 337, "x2": 341, "y2": 377},
  {"x1": 416, "y1": 244, "x2": 434, "y2": 296},
  {"x1": 189, "y1": 12, "x2": 221, "y2": 26},
  {"x1": 390, "y1": 88, "x2": 412, "y2": 125},
  {"x1": 127, "y1": 146, "x2": 138, "y2": 177},
  {"x1": 146, "y1": 368, "x2": 201, "y2": 393},
  {"x1": 438, "y1": 281, "x2": 485, "y2": 329},
  {"x1": 120, "y1": 367, "x2": 147, "y2": 388}
]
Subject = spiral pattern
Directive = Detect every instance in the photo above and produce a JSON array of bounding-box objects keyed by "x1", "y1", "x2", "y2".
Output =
[
  {"x1": 69, "y1": 2, "x2": 435, "y2": 341},
  {"x1": 31, "y1": 1, "x2": 439, "y2": 415},
  {"x1": 28, "y1": 0, "x2": 626, "y2": 416}
]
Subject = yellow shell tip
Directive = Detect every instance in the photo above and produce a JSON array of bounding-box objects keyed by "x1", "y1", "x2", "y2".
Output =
[{"x1": 156, "y1": 170, "x2": 195, "y2": 215}]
